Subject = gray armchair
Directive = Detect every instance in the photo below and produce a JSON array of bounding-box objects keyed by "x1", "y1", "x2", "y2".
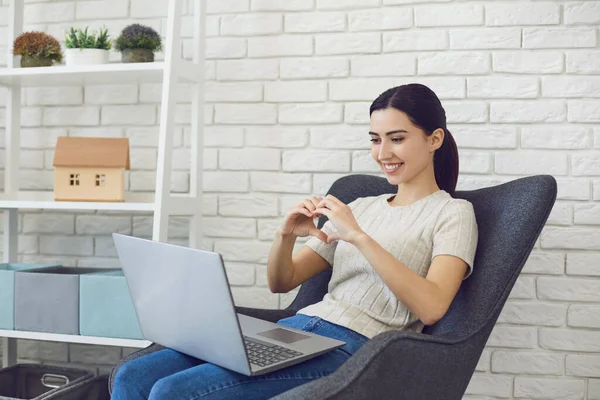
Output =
[{"x1": 109, "y1": 174, "x2": 557, "y2": 400}]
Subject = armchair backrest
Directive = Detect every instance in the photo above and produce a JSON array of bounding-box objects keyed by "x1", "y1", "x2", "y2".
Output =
[{"x1": 288, "y1": 174, "x2": 557, "y2": 340}]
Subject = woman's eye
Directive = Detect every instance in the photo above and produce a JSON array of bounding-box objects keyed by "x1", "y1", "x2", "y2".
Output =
[{"x1": 370, "y1": 138, "x2": 403, "y2": 143}]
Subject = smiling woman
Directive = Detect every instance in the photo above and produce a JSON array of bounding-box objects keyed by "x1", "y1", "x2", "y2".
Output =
[
  {"x1": 293, "y1": 84, "x2": 478, "y2": 340},
  {"x1": 111, "y1": 83, "x2": 479, "y2": 400}
]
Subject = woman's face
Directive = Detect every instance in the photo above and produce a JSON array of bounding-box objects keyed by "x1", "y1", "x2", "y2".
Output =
[{"x1": 369, "y1": 108, "x2": 441, "y2": 186}]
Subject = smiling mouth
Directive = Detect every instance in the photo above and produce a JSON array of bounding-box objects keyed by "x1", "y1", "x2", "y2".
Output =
[{"x1": 383, "y1": 163, "x2": 404, "y2": 173}]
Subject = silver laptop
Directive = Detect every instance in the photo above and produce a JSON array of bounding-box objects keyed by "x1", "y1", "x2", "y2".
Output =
[{"x1": 112, "y1": 233, "x2": 345, "y2": 376}]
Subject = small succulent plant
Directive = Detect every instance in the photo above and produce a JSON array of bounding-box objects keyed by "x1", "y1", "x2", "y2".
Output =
[
  {"x1": 12, "y1": 31, "x2": 63, "y2": 62},
  {"x1": 115, "y1": 24, "x2": 162, "y2": 52},
  {"x1": 65, "y1": 27, "x2": 111, "y2": 50}
]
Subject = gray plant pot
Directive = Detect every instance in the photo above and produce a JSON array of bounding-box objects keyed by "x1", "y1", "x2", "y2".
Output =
[
  {"x1": 121, "y1": 48, "x2": 154, "y2": 63},
  {"x1": 20, "y1": 54, "x2": 53, "y2": 67}
]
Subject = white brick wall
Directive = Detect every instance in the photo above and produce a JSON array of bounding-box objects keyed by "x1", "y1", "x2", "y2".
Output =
[{"x1": 0, "y1": 0, "x2": 599, "y2": 396}]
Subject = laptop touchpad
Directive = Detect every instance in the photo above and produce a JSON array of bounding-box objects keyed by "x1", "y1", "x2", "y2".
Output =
[{"x1": 257, "y1": 328, "x2": 310, "y2": 344}]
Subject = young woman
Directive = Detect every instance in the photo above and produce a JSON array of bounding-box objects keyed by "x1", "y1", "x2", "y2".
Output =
[{"x1": 112, "y1": 83, "x2": 479, "y2": 400}]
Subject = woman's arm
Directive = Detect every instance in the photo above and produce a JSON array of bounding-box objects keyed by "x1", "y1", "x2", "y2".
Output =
[
  {"x1": 312, "y1": 194, "x2": 472, "y2": 325},
  {"x1": 350, "y1": 233, "x2": 467, "y2": 326},
  {"x1": 267, "y1": 229, "x2": 298, "y2": 293},
  {"x1": 266, "y1": 229, "x2": 332, "y2": 293}
]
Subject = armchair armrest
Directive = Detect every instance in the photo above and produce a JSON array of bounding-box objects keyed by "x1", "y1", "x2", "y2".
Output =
[
  {"x1": 271, "y1": 329, "x2": 485, "y2": 400},
  {"x1": 236, "y1": 306, "x2": 296, "y2": 323}
]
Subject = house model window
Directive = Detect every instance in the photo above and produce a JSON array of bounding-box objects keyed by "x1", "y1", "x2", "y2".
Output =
[
  {"x1": 96, "y1": 174, "x2": 106, "y2": 187},
  {"x1": 52, "y1": 136, "x2": 130, "y2": 202},
  {"x1": 69, "y1": 174, "x2": 80, "y2": 186}
]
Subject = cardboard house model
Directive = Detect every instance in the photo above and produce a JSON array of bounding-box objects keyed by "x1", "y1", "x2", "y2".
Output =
[{"x1": 52, "y1": 137, "x2": 130, "y2": 202}]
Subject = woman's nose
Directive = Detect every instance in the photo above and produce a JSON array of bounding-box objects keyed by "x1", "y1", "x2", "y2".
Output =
[{"x1": 378, "y1": 140, "x2": 392, "y2": 159}]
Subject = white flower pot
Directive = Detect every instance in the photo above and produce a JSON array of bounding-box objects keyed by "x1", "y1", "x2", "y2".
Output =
[{"x1": 65, "y1": 48, "x2": 109, "y2": 66}]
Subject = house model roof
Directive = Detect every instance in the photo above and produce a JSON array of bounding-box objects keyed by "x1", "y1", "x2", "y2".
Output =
[{"x1": 53, "y1": 137, "x2": 130, "y2": 170}]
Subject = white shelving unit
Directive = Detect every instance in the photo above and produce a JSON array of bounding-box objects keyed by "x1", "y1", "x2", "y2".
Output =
[{"x1": 1, "y1": 0, "x2": 206, "y2": 367}]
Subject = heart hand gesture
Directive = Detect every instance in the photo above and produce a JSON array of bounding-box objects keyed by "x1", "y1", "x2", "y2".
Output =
[{"x1": 279, "y1": 196, "x2": 329, "y2": 243}]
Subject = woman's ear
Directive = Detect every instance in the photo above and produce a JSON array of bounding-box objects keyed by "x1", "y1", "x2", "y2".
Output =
[{"x1": 430, "y1": 128, "x2": 445, "y2": 151}]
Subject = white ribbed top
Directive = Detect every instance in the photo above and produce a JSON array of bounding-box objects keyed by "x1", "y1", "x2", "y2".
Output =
[{"x1": 298, "y1": 190, "x2": 478, "y2": 339}]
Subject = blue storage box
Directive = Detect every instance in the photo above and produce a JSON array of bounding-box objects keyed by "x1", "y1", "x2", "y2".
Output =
[
  {"x1": 79, "y1": 270, "x2": 143, "y2": 339},
  {"x1": 15, "y1": 266, "x2": 112, "y2": 335},
  {"x1": 0, "y1": 263, "x2": 61, "y2": 330}
]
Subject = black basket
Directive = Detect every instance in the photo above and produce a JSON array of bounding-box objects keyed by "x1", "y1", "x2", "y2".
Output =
[
  {"x1": 40, "y1": 375, "x2": 109, "y2": 400},
  {"x1": 0, "y1": 364, "x2": 91, "y2": 400}
]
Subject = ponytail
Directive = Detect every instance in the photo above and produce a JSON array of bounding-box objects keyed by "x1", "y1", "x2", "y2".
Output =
[{"x1": 434, "y1": 128, "x2": 459, "y2": 196}]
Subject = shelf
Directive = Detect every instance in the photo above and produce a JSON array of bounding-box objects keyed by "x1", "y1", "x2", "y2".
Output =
[
  {"x1": 0, "y1": 191, "x2": 199, "y2": 214},
  {"x1": 0, "y1": 0, "x2": 206, "y2": 366},
  {"x1": 0, "y1": 329, "x2": 151, "y2": 348},
  {"x1": 0, "y1": 60, "x2": 202, "y2": 88}
]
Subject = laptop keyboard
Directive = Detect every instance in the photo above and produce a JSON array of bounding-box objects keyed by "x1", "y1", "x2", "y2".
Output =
[{"x1": 243, "y1": 336, "x2": 304, "y2": 367}]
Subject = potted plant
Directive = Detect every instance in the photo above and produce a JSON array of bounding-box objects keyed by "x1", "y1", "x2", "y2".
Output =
[
  {"x1": 115, "y1": 24, "x2": 162, "y2": 63},
  {"x1": 12, "y1": 31, "x2": 63, "y2": 67},
  {"x1": 64, "y1": 27, "x2": 111, "y2": 66}
]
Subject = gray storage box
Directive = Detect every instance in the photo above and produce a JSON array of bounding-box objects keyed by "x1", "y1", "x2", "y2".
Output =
[
  {"x1": 0, "y1": 264, "x2": 60, "y2": 330},
  {"x1": 15, "y1": 267, "x2": 113, "y2": 335},
  {"x1": 0, "y1": 363, "x2": 91, "y2": 400}
]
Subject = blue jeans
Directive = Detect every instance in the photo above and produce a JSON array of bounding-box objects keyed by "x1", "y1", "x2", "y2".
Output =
[{"x1": 111, "y1": 314, "x2": 369, "y2": 400}]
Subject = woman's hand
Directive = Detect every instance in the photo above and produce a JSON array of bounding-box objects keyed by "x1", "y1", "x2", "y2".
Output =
[
  {"x1": 313, "y1": 195, "x2": 366, "y2": 245},
  {"x1": 279, "y1": 196, "x2": 329, "y2": 243}
]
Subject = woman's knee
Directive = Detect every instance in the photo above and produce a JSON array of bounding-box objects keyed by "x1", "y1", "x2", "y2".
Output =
[
  {"x1": 112, "y1": 359, "x2": 149, "y2": 398},
  {"x1": 113, "y1": 351, "x2": 165, "y2": 391},
  {"x1": 113, "y1": 360, "x2": 139, "y2": 387},
  {"x1": 148, "y1": 376, "x2": 178, "y2": 400}
]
